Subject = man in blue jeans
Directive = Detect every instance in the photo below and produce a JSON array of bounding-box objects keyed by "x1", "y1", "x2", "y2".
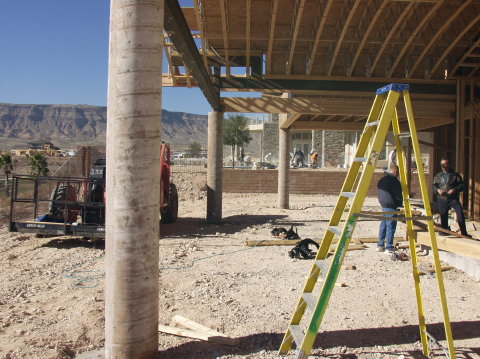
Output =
[{"x1": 377, "y1": 165, "x2": 403, "y2": 254}]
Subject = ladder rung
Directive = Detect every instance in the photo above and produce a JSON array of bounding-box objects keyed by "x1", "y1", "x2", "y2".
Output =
[
  {"x1": 315, "y1": 260, "x2": 329, "y2": 276},
  {"x1": 341, "y1": 192, "x2": 355, "y2": 198},
  {"x1": 396, "y1": 132, "x2": 411, "y2": 138},
  {"x1": 302, "y1": 293, "x2": 317, "y2": 311},
  {"x1": 353, "y1": 157, "x2": 366, "y2": 162},
  {"x1": 366, "y1": 121, "x2": 379, "y2": 127},
  {"x1": 328, "y1": 226, "x2": 342, "y2": 236},
  {"x1": 289, "y1": 325, "x2": 304, "y2": 347}
]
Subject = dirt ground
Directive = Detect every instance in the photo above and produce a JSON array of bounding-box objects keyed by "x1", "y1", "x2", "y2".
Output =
[{"x1": 0, "y1": 172, "x2": 479, "y2": 359}]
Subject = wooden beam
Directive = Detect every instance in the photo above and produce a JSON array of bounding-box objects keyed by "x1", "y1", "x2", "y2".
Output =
[
  {"x1": 158, "y1": 325, "x2": 239, "y2": 346},
  {"x1": 221, "y1": 96, "x2": 455, "y2": 119},
  {"x1": 280, "y1": 113, "x2": 301, "y2": 129},
  {"x1": 286, "y1": 0, "x2": 306, "y2": 74},
  {"x1": 219, "y1": 0, "x2": 230, "y2": 77},
  {"x1": 327, "y1": 0, "x2": 362, "y2": 76},
  {"x1": 339, "y1": 115, "x2": 352, "y2": 122},
  {"x1": 266, "y1": 0, "x2": 279, "y2": 74},
  {"x1": 388, "y1": 0, "x2": 444, "y2": 77},
  {"x1": 245, "y1": 0, "x2": 251, "y2": 77},
  {"x1": 428, "y1": 13, "x2": 480, "y2": 80},
  {"x1": 476, "y1": 116, "x2": 480, "y2": 220},
  {"x1": 163, "y1": 35, "x2": 177, "y2": 86},
  {"x1": 193, "y1": 0, "x2": 210, "y2": 74},
  {"x1": 449, "y1": 38, "x2": 480, "y2": 79},
  {"x1": 467, "y1": 64, "x2": 480, "y2": 78},
  {"x1": 307, "y1": 0, "x2": 334, "y2": 75},
  {"x1": 349, "y1": 0, "x2": 389, "y2": 76},
  {"x1": 416, "y1": 231, "x2": 480, "y2": 258},
  {"x1": 409, "y1": 0, "x2": 472, "y2": 78},
  {"x1": 324, "y1": 115, "x2": 336, "y2": 122},
  {"x1": 368, "y1": 1, "x2": 416, "y2": 77}
]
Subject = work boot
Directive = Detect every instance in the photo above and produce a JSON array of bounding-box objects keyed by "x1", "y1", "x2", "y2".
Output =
[{"x1": 458, "y1": 222, "x2": 472, "y2": 238}]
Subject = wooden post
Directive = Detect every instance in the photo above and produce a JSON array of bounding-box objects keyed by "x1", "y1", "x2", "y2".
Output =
[
  {"x1": 468, "y1": 81, "x2": 475, "y2": 219},
  {"x1": 476, "y1": 116, "x2": 480, "y2": 220},
  {"x1": 105, "y1": 1, "x2": 163, "y2": 358},
  {"x1": 456, "y1": 80, "x2": 466, "y2": 205}
]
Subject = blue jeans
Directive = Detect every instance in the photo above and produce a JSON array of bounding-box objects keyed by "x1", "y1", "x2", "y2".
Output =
[{"x1": 378, "y1": 207, "x2": 397, "y2": 251}]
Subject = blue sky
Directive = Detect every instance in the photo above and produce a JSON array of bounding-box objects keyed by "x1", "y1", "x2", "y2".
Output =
[{"x1": 0, "y1": 0, "x2": 237, "y2": 115}]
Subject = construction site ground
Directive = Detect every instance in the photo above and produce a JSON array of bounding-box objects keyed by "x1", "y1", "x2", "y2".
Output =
[{"x1": 0, "y1": 173, "x2": 479, "y2": 359}]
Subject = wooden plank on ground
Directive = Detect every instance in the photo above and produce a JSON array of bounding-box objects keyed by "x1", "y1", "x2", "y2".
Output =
[
  {"x1": 416, "y1": 231, "x2": 480, "y2": 259},
  {"x1": 172, "y1": 315, "x2": 231, "y2": 339},
  {"x1": 246, "y1": 239, "x2": 366, "y2": 251},
  {"x1": 158, "y1": 325, "x2": 239, "y2": 346}
]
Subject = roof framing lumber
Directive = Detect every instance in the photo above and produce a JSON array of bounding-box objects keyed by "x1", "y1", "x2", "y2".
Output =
[
  {"x1": 280, "y1": 113, "x2": 302, "y2": 129},
  {"x1": 221, "y1": 96, "x2": 454, "y2": 120},
  {"x1": 349, "y1": 0, "x2": 389, "y2": 76},
  {"x1": 193, "y1": 0, "x2": 210, "y2": 74},
  {"x1": 219, "y1": 0, "x2": 230, "y2": 76},
  {"x1": 408, "y1": 0, "x2": 472, "y2": 78},
  {"x1": 428, "y1": 13, "x2": 480, "y2": 79},
  {"x1": 246, "y1": 0, "x2": 251, "y2": 77},
  {"x1": 266, "y1": 0, "x2": 279, "y2": 74},
  {"x1": 368, "y1": 1, "x2": 417, "y2": 77},
  {"x1": 327, "y1": 0, "x2": 362, "y2": 76},
  {"x1": 307, "y1": 0, "x2": 334, "y2": 75},
  {"x1": 388, "y1": 0, "x2": 444, "y2": 77},
  {"x1": 448, "y1": 36, "x2": 480, "y2": 78},
  {"x1": 164, "y1": 0, "x2": 221, "y2": 110},
  {"x1": 286, "y1": 0, "x2": 307, "y2": 74}
]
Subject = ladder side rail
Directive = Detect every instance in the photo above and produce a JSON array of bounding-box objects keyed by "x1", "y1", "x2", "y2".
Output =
[
  {"x1": 297, "y1": 90, "x2": 401, "y2": 358},
  {"x1": 316, "y1": 94, "x2": 386, "y2": 256},
  {"x1": 402, "y1": 91, "x2": 456, "y2": 359},
  {"x1": 391, "y1": 109, "x2": 429, "y2": 355},
  {"x1": 279, "y1": 94, "x2": 387, "y2": 355}
]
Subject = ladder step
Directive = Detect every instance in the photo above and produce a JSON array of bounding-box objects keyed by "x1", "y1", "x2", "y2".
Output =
[
  {"x1": 352, "y1": 157, "x2": 366, "y2": 162},
  {"x1": 328, "y1": 226, "x2": 342, "y2": 236},
  {"x1": 341, "y1": 192, "x2": 356, "y2": 198},
  {"x1": 289, "y1": 325, "x2": 304, "y2": 347},
  {"x1": 315, "y1": 260, "x2": 329, "y2": 275},
  {"x1": 366, "y1": 121, "x2": 379, "y2": 127},
  {"x1": 302, "y1": 293, "x2": 317, "y2": 311},
  {"x1": 396, "y1": 132, "x2": 411, "y2": 138}
]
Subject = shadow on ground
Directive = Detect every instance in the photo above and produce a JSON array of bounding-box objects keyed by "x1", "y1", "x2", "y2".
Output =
[
  {"x1": 156, "y1": 320, "x2": 480, "y2": 359},
  {"x1": 41, "y1": 237, "x2": 104, "y2": 250},
  {"x1": 160, "y1": 214, "x2": 288, "y2": 238}
]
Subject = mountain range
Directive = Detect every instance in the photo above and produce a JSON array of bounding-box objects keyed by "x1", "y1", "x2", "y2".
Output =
[{"x1": 0, "y1": 103, "x2": 208, "y2": 150}]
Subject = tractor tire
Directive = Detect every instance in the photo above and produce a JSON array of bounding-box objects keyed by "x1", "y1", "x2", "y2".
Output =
[
  {"x1": 161, "y1": 183, "x2": 178, "y2": 224},
  {"x1": 48, "y1": 184, "x2": 77, "y2": 221}
]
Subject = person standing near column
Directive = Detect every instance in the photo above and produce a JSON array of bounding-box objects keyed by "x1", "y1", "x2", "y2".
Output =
[
  {"x1": 377, "y1": 166, "x2": 403, "y2": 254},
  {"x1": 433, "y1": 158, "x2": 471, "y2": 237}
]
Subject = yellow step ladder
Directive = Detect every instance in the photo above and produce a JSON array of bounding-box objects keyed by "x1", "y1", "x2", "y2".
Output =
[{"x1": 279, "y1": 83, "x2": 456, "y2": 359}]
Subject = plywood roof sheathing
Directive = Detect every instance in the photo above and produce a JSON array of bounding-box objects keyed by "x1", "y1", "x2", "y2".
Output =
[
  {"x1": 219, "y1": 0, "x2": 230, "y2": 76},
  {"x1": 266, "y1": 0, "x2": 279, "y2": 74},
  {"x1": 428, "y1": 13, "x2": 480, "y2": 79},
  {"x1": 388, "y1": 0, "x2": 444, "y2": 77},
  {"x1": 306, "y1": 0, "x2": 334, "y2": 75},
  {"x1": 327, "y1": 0, "x2": 362, "y2": 76},
  {"x1": 286, "y1": 0, "x2": 306, "y2": 74},
  {"x1": 408, "y1": 0, "x2": 472, "y2": 78},
  {"x1": 349, "y1": 0, "x2": 389, "y2": 76},
  {"x1": 368, "y1": 1, "x2": 417, "y2": 77}
]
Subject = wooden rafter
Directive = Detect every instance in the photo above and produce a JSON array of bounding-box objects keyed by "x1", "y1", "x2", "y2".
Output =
[
  {"x1": 429, "y1": 14, "x2": 480, "y2": 79},
  {"x1": 339, "y1": 115, "x2": 352, "y2": 122},
  {"x1": 286, "y1": 0, "x2": 307, "y2": 74},
  {"x1": 368, "y1": 1, "x2": 416, "y2": 77},
  {"x1": 327, "y1": 0, "x2": 362, "y2": 76},
  {"x1": 349, "y1": 0, "x2": 389, "y2": 76},
  {"x1": 183, "y1": 61, "x2": 192, "y2": 88},
  {"x1": 388, "y1": 0, "x2": 444, "y2": 77},
  {"x1": 246, "y1": 0, "x2": 251, "y2": 77},
  {"x1": 408, "y1": 0, "x2": 472, "y2": 78},
  {"x1": 193, "y1": 0, "x2": 210, "y2": 74},
  {"x1": 307, "y1": 0, "x2": 334, "y2": 75},
  {"x1": 468, "y1": 64, "x2": 480, "y2": 78},
  {"x1": 448, "y1": 39, "x2": 480, "y2": 79},
  {"x1": 219, "y1": 0, "x2": 230, "y2": 76},
  {"x1": 163, "y1": 35, "x2": 177, "y2": 86},
  {"x1": 266, "y1": 0, "x2": 279, "y2": 74},
  {"x1": 324, "y1": 115, "x2": 336, "y2": 122}
]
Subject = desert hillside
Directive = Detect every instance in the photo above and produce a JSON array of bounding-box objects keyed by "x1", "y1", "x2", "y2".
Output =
[{"x1": 0, "y1": 103, "x2": 208, "y2": 149}]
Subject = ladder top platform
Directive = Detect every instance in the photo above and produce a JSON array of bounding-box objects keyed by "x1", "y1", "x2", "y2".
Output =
[{"x1": 376, "y1": 83, "x2": 410, "y2": 95}]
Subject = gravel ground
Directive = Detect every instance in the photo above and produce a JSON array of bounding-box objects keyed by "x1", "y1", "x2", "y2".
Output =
[{"x1": 0, "y1": 173, "x2": 479, "y2": 359}]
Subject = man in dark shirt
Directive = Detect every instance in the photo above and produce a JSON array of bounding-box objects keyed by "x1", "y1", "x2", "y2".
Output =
[
  {"x1": 432, "y1": 158, "x2": 471, "y2": 237},
  {"x1": 377, "y1": 166, "x2": 403, "y2": 254}
]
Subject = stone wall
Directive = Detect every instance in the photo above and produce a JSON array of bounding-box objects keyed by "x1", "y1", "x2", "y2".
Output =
[
  {"x1": 323, "y1": 131, "x2": 345, "y2": 167},
  {"x1": 262, "y1": 122, "x2": 279, "y2": 161}
]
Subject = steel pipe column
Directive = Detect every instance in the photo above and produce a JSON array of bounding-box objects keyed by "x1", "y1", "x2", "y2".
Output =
[
  {"x1": 278, "y1": 126, "x2": 291, "y2": 209},
  {"x1": 105, "y1": 1, "x2": 163, "y2": 358},
  {"x1": 207, "y1": 111, "x2": 224, "y2": 221}
]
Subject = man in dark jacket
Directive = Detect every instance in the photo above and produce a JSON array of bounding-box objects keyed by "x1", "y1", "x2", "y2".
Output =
[
  {"x1": 377, "y1": 166, "x2": 403, "y2": 253},
  {"x1": 433, "y1": 158, "x2": 470, "y2": 237}
]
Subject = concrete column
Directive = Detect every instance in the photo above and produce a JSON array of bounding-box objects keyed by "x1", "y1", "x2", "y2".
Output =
[
  {"x1": 207, "y1": 111, "x2": 224, "y2": 221},
  {"x1": 278, "y1": 127, "x2": 290, "y2": 209},
  {"x1": 105, "y1": 1, "x2": 163, "y2": 358}
]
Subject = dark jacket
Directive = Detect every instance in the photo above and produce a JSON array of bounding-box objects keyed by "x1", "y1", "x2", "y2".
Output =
[
  {"x1": 433, "y1": 169, "x2": 464, "y2": 200},
  {"x1": 377, "y1": 172, "x2": 403, "y2": 209}
]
